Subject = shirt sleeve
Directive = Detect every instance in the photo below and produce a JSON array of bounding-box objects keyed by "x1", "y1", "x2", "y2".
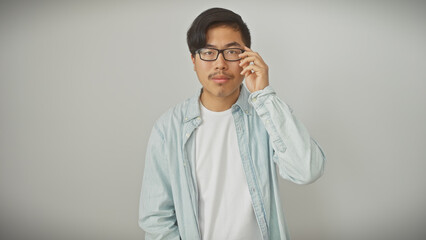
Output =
[
  {"x1": 139, "y1": 124, "x2": 181, "y2": 239},
  {"x1": 248, "y1": 85, "x2": 326, "y2": 184}
]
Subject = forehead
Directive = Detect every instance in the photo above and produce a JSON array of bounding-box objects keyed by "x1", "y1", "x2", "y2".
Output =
[{"x1": 205, "y1": 25, "x2": 244, "y2": 47}]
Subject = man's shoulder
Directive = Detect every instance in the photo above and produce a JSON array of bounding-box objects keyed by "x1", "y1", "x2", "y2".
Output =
[{"x1": 153, "y1": 93, "x2": 198, "y2": 131}]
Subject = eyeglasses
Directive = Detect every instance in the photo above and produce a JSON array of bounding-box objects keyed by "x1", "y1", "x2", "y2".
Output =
[{"x1": 195, "y1": 48, "x2": 245, "y2": 61}]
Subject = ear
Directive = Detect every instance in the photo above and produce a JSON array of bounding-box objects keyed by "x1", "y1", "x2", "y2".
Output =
[{"x1": 191, "y1": 54, "x2": 196, "y2": 71}]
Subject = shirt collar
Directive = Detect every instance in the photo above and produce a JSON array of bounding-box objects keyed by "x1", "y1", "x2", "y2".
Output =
[
  {"x1": 184, "y1": 84, "x2": 252, "y2": 123},
  {"x1": 184, "y1": 88, "x2": 202, "y2": 123},
  {"x1": 234, "y1": 84, "x2": 253, "y2": 116}
]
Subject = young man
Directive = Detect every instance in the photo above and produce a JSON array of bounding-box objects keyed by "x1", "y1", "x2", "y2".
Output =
[{"x1": 139, "y1": 8, "x2": 325, "y2": 240}]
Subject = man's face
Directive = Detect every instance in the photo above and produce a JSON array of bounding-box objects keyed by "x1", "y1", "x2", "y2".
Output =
[{"x1": 191, "y1": 25, "x2": 245, "y2": 101}]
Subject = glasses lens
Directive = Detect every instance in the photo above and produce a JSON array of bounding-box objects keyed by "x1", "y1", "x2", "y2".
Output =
[
  {"x1": 198, "y1": 48, "x2": 219, "y2": 61},
  {"x1": 224, "y1": 48, "x2": 243, "y2": 61},
  {"x1": 197, "y1": 48, "x2": 244, "y2": 61}
]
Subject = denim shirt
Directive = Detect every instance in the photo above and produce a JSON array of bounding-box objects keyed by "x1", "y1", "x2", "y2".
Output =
[{"x1": 139, "y1": 84, "x2": 326, "y2": 240}]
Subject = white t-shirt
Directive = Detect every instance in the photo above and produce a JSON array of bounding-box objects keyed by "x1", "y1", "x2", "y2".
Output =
[{"x1": 194, "y1": 102, "x2": 262, "y2": 240}]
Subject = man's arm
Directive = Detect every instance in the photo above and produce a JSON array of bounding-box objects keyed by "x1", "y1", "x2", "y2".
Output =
[
  {"x1": 249, "y1": 86, "x2": 326, "y2": 184},
  {"x1": 139, "y1": 124, "x2": 180, "y2": 239},
  {"x1": 239, "y1": 46, "x2": 325, "y2": 184}
]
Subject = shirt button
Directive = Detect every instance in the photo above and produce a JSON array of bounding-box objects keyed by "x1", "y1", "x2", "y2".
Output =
[
  {"x1": 252, "y1": 97, "x2": 257, "y2": 102},
  {"x1": 186, "y1": 133, "x2": 190, "y2": 138}
]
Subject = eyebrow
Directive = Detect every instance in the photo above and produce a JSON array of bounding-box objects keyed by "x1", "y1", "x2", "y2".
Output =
[{"x1": 205, "y1": 41, "x2": 243, "y2": 48}]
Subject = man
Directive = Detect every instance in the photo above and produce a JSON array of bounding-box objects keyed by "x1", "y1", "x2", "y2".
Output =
[{"x1": 139, "y1": 7, "x2": 325, "y2": 240}]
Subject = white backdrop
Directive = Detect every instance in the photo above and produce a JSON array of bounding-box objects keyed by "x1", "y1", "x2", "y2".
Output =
[{"x1": 1, "y1": 1, "x2": 425, "y2": 239}]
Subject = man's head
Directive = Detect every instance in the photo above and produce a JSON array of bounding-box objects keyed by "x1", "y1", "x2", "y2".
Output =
[
  {"x1": 187, "y1": 8, "x2": 251, "y2": 56},
  {"x1": 187, "y1": 8, "x2": 251, "y2": 108}
]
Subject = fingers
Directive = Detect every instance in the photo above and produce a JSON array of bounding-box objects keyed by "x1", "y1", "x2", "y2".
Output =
[
  {"x1": 239, "y1": 46, "x2": 267, "y2": 68},
  {"x1": 241, "y1": 64, "x2": 262, "y2": 75},
  {"x1": 239, "y1": 56, "x2": 258, "y2": 67},
  {"x1": 239, "y1": 46, "x2": 263, "y2": 59},
  {"x1": 239, "y1": 46, "x2": 268, "y2": 76},
  {"x1": 239, "y1": 46, "x2": 270, "y2": 91}
]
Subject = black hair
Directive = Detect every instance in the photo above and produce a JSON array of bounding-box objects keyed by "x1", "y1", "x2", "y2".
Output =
[{"x1": 187, "y1": 8, "x2": 251, "y2": 56}]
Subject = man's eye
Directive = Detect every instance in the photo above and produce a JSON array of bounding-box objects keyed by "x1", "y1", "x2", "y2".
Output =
[
  {"x1": 226, "y1": 49, "x2": 242, "y2": 55},
  {"x1": 204, "y1": 51, "x2": 214, "y2": 55}
]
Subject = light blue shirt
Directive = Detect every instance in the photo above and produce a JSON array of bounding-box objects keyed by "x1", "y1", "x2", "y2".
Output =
[{"x1": 139, "y1": 84, "x2": 326, "y2": 240}]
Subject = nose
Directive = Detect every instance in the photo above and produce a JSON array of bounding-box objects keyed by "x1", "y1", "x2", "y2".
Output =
[{"x1": 214, "y1": 52, "x2": 228, "y2": 70}]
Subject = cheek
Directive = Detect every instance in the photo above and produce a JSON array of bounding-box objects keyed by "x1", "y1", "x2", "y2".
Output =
[
  {"x1": 231, "y1": 63, "x2": 243, "y2": 74},
  {"x1": 194, "y1": 65, "x2": 209, "y2": 81},
  {"x1": 196, "y1": 64, "x2": 211, "y2": 77}
]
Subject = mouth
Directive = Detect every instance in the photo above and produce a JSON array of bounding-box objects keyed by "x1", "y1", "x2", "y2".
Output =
[{"x1": 211, "y1": 75, "x2": 231, "y2": 84}]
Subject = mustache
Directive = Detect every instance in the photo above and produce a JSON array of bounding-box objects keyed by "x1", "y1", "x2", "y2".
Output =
[{"x1": 208, "y1": 72, "x2": 234, "y2": 79}]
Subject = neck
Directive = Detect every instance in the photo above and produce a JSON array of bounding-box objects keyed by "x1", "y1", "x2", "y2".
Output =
[{"x1": 200, "y1": 86, "x2": 241, "y2": 112}]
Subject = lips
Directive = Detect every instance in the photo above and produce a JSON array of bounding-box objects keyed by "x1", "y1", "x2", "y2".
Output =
[{"x1": 211, "y1": 75, "x2": 230, "y2": 84}]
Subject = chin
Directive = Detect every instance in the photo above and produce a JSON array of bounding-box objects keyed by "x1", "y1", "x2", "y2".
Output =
[{"x1": 216, "y1": 87, "x2": 239, "y2": 98}]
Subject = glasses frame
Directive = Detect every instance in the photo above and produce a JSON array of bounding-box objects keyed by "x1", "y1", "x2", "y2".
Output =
[{"x1": 195, "y1": 47, "x2": 245, "y2": 62}]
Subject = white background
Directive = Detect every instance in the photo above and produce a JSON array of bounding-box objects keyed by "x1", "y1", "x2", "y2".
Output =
[{"x1": 1, "y1": 1, "x2": 425, "y2": 239}]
